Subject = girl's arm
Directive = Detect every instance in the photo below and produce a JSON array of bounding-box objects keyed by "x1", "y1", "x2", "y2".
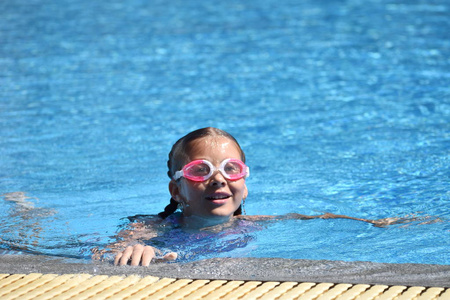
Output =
[
  {"x1": 285, "y1": 212, "x2": 401, "y2": 227},
  {"x1": 239, "y1": 213, "x2": 402, "y2": 227},
  {"x1": 113, "y1": 221, "x2": 177, "y2": 266},
  {"x1": 93, "y1": 219, "x2": 177, "y2": 266}
]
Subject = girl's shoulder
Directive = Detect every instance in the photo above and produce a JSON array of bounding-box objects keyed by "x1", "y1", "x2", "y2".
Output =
[
  {"x1": 126, "y1": 212, "x2": 183, "y2": 227},
  {"x1": 235, "y1": 214, "x2": 278, "y2": 221},
  {"x1": 126, "y1": 214, "x2": 160, "y2": 224}
]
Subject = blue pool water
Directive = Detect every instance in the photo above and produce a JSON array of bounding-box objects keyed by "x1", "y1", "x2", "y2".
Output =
[{"x1": 1, "y1": 0, "x2": 449, "y2": 265}]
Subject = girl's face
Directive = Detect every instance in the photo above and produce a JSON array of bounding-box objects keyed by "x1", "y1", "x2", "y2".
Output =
[{"x1": 169, "y1": 136, "x2": 248, "y2": 223}]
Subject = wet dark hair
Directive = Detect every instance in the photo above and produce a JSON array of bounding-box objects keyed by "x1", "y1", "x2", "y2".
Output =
[{"x1": 158, "y1": 127, "x2": 246, "y2": 219}]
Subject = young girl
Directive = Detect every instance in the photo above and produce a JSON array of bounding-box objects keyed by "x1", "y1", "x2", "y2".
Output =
[{"x1": 112, "y1": 127, "x2": 400, "y2": 267}]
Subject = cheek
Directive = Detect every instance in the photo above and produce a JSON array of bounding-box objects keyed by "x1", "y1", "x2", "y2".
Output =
[
  {"x1": 231, "y1": 181, "x2": 246, "y2": 196},
  {"x1": 180, "y1": 182, "x2": 204, "y2": 198}
]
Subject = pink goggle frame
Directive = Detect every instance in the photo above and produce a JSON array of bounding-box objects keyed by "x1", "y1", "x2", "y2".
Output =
[{"x1": 173, "y1": 158, "x2": 250, "y2": 182}]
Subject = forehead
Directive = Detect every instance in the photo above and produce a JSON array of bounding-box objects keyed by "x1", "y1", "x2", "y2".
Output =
[{"x1": 186, "y1": 136, "x2": 241, "y2": 160}]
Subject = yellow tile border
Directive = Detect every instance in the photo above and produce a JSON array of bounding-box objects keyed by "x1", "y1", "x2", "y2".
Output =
[{"x1": 0, "y1": 273, "x2": 448, "y2": 300}]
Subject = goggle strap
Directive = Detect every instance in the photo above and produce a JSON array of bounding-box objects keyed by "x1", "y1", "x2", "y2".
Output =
[{"x1": 173, "y1": 170, "x2": 183, "y2": 181}]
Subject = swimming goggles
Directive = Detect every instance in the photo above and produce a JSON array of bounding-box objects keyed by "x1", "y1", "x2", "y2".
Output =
[{"x1": 173, "y1": 158, "x2": 250, "y2": 182}]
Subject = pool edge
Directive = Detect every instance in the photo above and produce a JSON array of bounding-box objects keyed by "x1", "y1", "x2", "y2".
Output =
[{"x1": 1, "y1": 255, "x2": 449, "y2": 288}]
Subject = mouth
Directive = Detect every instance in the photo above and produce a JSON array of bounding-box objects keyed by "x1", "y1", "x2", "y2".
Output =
[{"x1": 205, "y1": 193, "x2": 231, "y2": 203}]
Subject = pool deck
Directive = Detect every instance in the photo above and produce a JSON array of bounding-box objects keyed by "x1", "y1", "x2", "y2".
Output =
[{"x1": 0, "y1": 255, "x2": 449, "y2": 299}]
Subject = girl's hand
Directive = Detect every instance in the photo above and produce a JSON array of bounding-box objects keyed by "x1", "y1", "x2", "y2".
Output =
[{"x1": 114, "y1": 244, "x2": 177, "y2": 266}]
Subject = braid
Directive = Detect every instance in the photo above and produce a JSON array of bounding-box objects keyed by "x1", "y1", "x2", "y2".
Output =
[{"x1": 158, "y1": 198, "x2": 179, "y2": 219}]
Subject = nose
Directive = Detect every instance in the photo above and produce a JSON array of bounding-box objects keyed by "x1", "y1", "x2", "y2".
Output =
[{"x1": 209, "y1": 170, "x2": 226, "y2": 187}]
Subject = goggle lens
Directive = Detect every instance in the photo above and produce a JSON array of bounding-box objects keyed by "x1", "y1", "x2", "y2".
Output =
[
  {"x1": 185, "y1": 162, "x2": 211, "y2": 178},
  {"x1": 222, "y1": 161, "x2": 246, "y2": 179}
]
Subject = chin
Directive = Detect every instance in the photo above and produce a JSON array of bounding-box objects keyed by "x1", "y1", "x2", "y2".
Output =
[{"x1": 207, "y1": 212, "x2": 231, "y2": 218}]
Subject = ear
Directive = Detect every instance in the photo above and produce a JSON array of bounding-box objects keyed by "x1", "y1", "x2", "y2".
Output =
[
  {"x1": 243, "y1": 184, "x2": 248, "y2": 200},
  {"x1": 169, "y1": 180, "x2": 182, "y2": 203}
]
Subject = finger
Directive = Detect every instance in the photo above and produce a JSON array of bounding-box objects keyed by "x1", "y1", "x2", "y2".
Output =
[
  {"x1": 130, "y1": 244, "x2": 144, "y2": 266},
  {"x1": 119, "y1": 246, "x2": 133, "y2": 266},
  {"x1": 141, "y1": 246, "x2": 156, "y2": 266},
  {"x1": 151, "y1": 251, "x2": 178, "y2": 263},
  {"x1": 114, "y1": 252, "x2": 123, "y2": 266},
  {"x1": 163, "y1": 252, "x2": 178, "y2": 261}
]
